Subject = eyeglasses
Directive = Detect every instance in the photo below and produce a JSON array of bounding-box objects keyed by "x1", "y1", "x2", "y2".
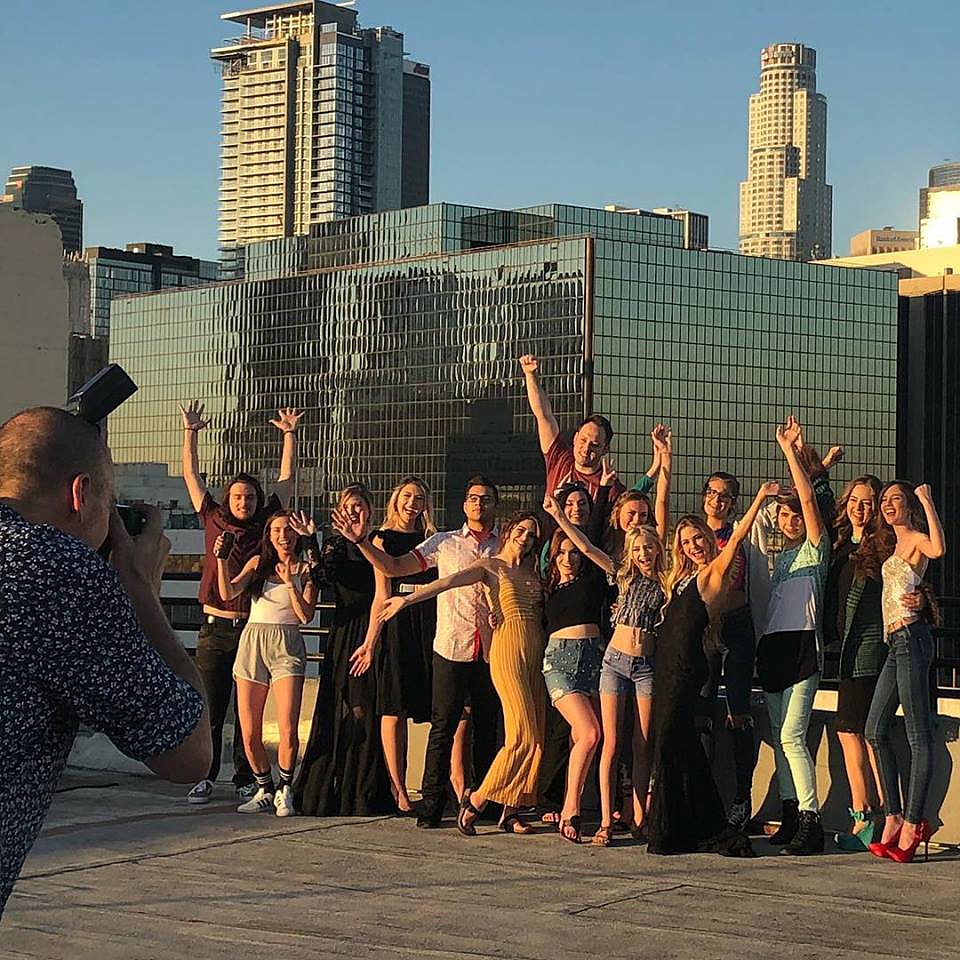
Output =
[
  {"x1": 465, "y1": 495, "x2": 495, "y2": 505},
  {"x1": 704, "y1": 489, "x2": 733, "y2": 503}
]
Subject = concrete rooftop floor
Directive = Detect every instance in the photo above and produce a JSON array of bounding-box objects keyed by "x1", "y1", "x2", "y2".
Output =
[{"x1": 3, "y1": 771, "x2": 960, "y2": 960}]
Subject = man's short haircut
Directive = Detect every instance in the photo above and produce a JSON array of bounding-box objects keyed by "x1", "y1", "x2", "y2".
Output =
[
  {"x1": 0, "y1": 406, "x2": 111, "y2": 498},
  {"x1": 576, "y1": 414, "x2": 614, "y2": 446},
  {"x1": 702, "y1": 471, "x2": 740, "y2": 501},
  {"x1": 464, "y1": 474, "x2": 500, "y2": 504}
]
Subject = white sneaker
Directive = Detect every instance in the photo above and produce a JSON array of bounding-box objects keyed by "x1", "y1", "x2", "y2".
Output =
[
  {"x1": 274, "y1": 785, "x2": 295, "y2": 818},
  {"x1": 186, "y1": 779, "x2": 214, "y2": 804},
  {"x1": 237, "y1": 786, "x2": 274, "y2": 814}
]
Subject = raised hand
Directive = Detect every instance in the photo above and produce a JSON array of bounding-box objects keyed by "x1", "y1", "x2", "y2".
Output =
[
  {"x1": 377, "y1": 596, "x2": 406, "y2": 624},
  {"x1": 332, "y1": 505, "x2": 367, "y2": 544},
  {"x1": 915, "y1": 483, "x2": 934, "y2": 504},
  {"x1": 269, "y1": 407, "x2": 304, "y2": 434},
  {"x1": 179, "y1": 400, "x2": 210, "y2": 432},
  {"x1": 600, "y1": 456, "x2": 618, "y2": 487},
  {"x1": 542, "y1": 494, "x2": 561, "y2": 520},
  {"x1": 651, "y1": 423, "x2": 672, "y2": 456},
  {"x1": 275, "y1": 559, "x2": 294, "y2": 584},
  {"x1": 778, "y1": 415, "x2": 802, "y2": 449},
  {"x1": 349, "y1": 643, "x2": 375, "y2": 677},
  {"x1": 823, "y1": 445, "x2": 844, "y2": 470},
  {"x1": 518, "y1": 354, "x2": 539, "y2": 375},
  {"x1": 288, "y1": 511, "x2": 316, "y2": 538},
  {"x1": 759, "y1": 480, "x2": 781, "y2": 499}
]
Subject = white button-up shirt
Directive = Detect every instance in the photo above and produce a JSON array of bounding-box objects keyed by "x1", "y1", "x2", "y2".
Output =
[{"x1": 414, "y1": 524, "x2": 500, "y2": 663}]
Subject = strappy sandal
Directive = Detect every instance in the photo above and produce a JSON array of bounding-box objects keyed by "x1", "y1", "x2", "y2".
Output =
[
  {"x1": 591, "y1": 824, "x2": 613, "y2": 847},
  {"x1": 500, "y1": 813, "x2": 534, "y2": 835},
  {"x1": 559, "y1": 815, "x2": 582, "y2": 844},
  {"x1": 457, "y1": 792, "x2": 482, "y2": 837},
  {"x1": 541, "y1": 808, "x2": 562, "y2": 825}
]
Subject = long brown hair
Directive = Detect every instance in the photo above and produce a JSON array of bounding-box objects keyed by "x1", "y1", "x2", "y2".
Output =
[
  {"x1": 544, "y1": 528, "x2": 584, "y2": 594},
  {"x1": 499, "y1": 511, "x2": 541, "y2": 563},
  {"x1": 832, "y1": 474, "x2": 886, "y2": 580},
  {"x1": 248, "y1": 510, "x2": 302, "y2": 598}
]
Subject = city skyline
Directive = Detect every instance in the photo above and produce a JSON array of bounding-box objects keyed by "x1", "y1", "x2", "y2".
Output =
[{"x1": 1, "y1": 0, "x2": 957, "y2": 260}]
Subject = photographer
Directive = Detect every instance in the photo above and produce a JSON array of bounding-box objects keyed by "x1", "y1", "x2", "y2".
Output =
[
  {"x1": 0, "y1": 407, "x2": 211, "y2": 917},
  {"x1": 179, "y1": 400, "x2": 302, "y2": 804}
]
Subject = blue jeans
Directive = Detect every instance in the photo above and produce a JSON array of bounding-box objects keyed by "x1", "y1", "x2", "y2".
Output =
[
  {"x1": 765, "y1": 673, "x2": 820, "y2": 812},
  {"x1": 865, "y1": 622, "x2": 935, "y2": 823}
]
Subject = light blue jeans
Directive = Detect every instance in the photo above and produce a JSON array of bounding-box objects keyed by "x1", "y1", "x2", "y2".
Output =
[{"x1": 765, "y1": 673, "x2": 820, "y2": 812}]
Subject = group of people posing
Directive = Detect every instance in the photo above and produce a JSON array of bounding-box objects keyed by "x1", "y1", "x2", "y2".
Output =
[{"x1": 180, "y1": 352, "x2": 946, "y2": 862}]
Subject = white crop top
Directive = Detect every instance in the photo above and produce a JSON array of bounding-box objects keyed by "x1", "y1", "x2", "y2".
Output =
[{"x1": 248, "y1": 578, "x2": 302, "y2": 625}]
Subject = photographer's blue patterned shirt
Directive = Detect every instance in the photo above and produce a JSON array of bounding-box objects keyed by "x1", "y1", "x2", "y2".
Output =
[{"x1": 0, "y1": 503, "x2": 204, "y2": 915}]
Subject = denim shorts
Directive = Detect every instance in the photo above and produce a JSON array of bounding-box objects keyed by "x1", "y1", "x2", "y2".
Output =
[
  {"x1": 599, "y1": 646, "x2": 654, "y2": 698},
  {"x1": 542, "y1": 637, "x2": 601, "y2": 704}
]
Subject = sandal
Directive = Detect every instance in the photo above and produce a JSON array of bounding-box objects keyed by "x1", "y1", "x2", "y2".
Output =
[
  {"x1": 500, "y1": 813, "x2": 534, "y2": 835},
  {"x1": 457, "y1": 791, "x2": 482, "y2": 837},
  {"x1": 559, "y1": 815, "x2": 582, "y2": 844},
  {"x1": 630, "y1": 823, "x2": 649, "y2": 844},
  {"x1": 541, "y1": 809, "x2": 562, "y2": 825},
  {"x1": 591, "y1": 824, "x2": 613, "y2": 847}
]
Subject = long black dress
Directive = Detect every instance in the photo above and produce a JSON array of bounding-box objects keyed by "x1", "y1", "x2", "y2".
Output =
[
  {"x1": 295, "y1": 536, "x2": 393, "y2": 816},
  {"x1": 648, "y1": 579, "x2": 754, "y2": 857},
  {"x1": 372, "y1": 529, "x2": 437, "y2": 724}
]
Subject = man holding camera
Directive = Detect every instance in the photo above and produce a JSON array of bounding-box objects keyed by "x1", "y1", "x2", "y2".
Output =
[
  {"x1": 0, "y1": 407, "x2": 212, "y2": 917},
  {"x1": 179, "y1": 400, "x2": 302, "y2": 804}
]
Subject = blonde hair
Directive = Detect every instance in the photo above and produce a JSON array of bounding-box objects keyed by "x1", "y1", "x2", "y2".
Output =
[
  {"x1": 666, "y1": 515, "x2": 717, "y2": 601},
  {"x1": 336, "y1": 483, "x2": 373, "y2": 516},
  {"x1": 617, "y1": 525, "x2": 666, "y2": 596},
  {"x1": 383, "y1": 475, "x2": 437, "y2": 536}
]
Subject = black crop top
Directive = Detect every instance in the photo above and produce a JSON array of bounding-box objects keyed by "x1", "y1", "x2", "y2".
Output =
[{"x1": 544, "y1": 564, "x2": 608, "y2": 635}]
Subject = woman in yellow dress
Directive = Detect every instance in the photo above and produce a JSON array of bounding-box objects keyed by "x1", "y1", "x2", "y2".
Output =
[{"x1": 379, "y1": 513, "x2": 545, "y2": 835}]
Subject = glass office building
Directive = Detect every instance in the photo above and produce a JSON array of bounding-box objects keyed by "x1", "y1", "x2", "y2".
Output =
[{"x1": 109, "y1": 202, "x2": 898, "y2": 525}]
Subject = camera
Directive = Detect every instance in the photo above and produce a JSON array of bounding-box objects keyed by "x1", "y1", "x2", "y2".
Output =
[{"x1": 116, "y1": 503, "x2": 147, "y2": 538}]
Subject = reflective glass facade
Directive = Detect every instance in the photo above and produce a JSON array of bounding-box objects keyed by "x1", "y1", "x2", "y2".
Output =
[{"x1": 109, "y1": 202, "x2": 897, "y2": 527}]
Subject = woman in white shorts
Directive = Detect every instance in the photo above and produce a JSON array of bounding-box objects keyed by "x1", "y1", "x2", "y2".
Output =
[{"x1": 217, "y1": 511, "x2": 317, "y2": 816}]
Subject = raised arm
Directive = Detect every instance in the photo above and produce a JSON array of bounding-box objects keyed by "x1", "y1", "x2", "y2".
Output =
[
  {"x1": 703, "y1": 482, "x2": 780, "y2": 598},
  {"x1": 519, "y1": 354, "x2": 560, "y2": 455},
  {"x1": 269, "y1": 407, "x2": 303, "y2": 508},
  {"x1": 179, "y1": 401, "x2": 210, "y2": 513},
  {"x1": 378, "y1": 560, "x2": 491, "y2": 623},
  {"x1": 331, "y1": 507, "x2": 424, "y2": 577},
  {"x1": 652, "y1": 425, "x2": 672, "y2": 542},
  {"x1": 276, "y1": 559, "x2": 317, "y2": 625},
  {"x1": 776, "y1": 416, "x2": 824, "y2": 546},
  {"x1": 543, "y1": 495, "x2": 615, "y2": 575},
  {"x1": 915, "y1": 484, "x2": 947, "y2": 559}
]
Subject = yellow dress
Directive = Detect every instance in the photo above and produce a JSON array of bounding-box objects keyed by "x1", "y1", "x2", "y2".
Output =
[{"x1": 476, "y1": 565, "x2": 546, "y2": 807}]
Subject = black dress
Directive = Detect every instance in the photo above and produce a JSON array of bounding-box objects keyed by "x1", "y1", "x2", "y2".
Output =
[
  {"x1": 372, "y1": 528, "x2": 437, "y2": 723},
  {"x1": 648, "y1": 579, "x2": 754, "y2": 857},
  {"x1": 295, "y1": 536, "x2": 393, "y2": 816}
]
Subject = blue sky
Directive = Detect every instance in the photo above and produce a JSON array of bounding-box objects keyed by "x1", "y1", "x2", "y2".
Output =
[{"x1": 3, "y1": 0, "x2": 957, "y2": 259}]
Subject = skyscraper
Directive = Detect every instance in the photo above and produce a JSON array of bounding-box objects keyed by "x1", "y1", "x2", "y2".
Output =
[
  {"x1": 1, "y1": 165, "x2": 83, "y2": 253},
  {"x1": 919, "y1": 163, "x2": 960, "y2": 249},
  {"x1": 211, "y1": 1, "x2": 431, "y2": 267},
  {"x1": 738, "y1": 43, "x2": 832, "y2": 261}
]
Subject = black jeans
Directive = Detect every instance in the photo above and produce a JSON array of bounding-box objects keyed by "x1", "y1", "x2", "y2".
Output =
[
  {"x1": 195, "y1": 618, "x2": 254, "y2": 786},
  {"x1": 419, "y1": 653, "x2": 502, "y2": 822}
]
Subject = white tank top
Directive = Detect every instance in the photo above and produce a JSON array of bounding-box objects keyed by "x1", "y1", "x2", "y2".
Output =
[
  {"x1": 881, "y1": 554, "x2": 927, "y2": 633},
  {"x1": 248, "y1": 578, "x2": 301, "y2": 625}
]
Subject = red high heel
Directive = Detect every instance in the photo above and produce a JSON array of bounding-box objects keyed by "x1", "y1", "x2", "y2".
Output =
[
  {"x1": 867, "y1": 824, "x2": 901, "y2": 859},
  {"x1": 887, "y1": 820, "x2": 933, "y2": 864}
]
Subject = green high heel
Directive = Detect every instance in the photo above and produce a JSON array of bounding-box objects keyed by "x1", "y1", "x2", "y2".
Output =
[{"x1": 835, "y1": 808, "x2": 875, "y2": 852}]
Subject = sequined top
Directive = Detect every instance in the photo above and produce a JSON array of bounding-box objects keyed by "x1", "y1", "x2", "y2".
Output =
[
  {"x1": 881, "y1": 554, "x2": 927, "y2": 633},
  {"x1": 493, "y1": 565, "x2": 543, "y2": 624},
  {"x1": 611, "y1": 573, "x2": 666, "y2": 633}
]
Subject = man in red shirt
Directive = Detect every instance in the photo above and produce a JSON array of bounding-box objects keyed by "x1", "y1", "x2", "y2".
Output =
[
  {"x1": 178, "y1": 400, "x2": 302, "y2": 805},
  {"x1": 519, "y1": 354, "x2": 625, "y2": 508}
]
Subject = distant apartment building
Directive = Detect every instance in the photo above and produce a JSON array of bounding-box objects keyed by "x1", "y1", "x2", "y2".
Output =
[
  {"x1": 605, "y1": 205, "x2": 709, "y2": 250},
  {"x1": 1, "y1": 165, "x2": 83, "y2": 253},
  {"x1": 816, "y1": 245, "x2": 960, "y2": 281},
  {"x1": 849, "y1": 228, "x2": 918, "y2": 257},
  {"x1": 920, "y1": 181, "x2": 960, "y2": 249},
  {"x1": 85, "y1": 243, "x2": 218, "y2": 339},
  {"x1": 738, "y1": 43, "x2": 832, "y2": 261},
  {"x1": 210, "y1": 1, "x2": 431, "y2": 272}
]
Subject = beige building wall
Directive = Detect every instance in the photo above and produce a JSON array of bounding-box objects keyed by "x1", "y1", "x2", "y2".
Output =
[
  {"x1": 817, "y1": 244, "x2": 960, "y2": 279},
  {"x1": 0, "y1": 206, "x2": 69, "y2": 422},
  {"x1": 849, "y1": 228, "x2": 918, "y2": 257}
]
